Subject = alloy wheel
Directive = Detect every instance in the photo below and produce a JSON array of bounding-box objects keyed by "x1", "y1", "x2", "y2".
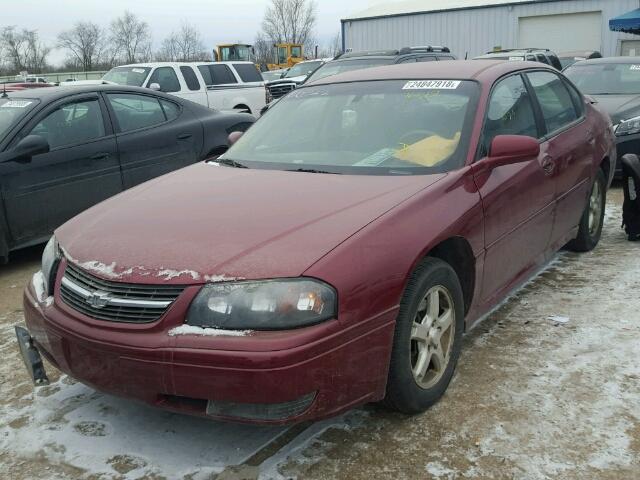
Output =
[{"x1": 588, "y1": 180, "x2": 603, "y2": 236}]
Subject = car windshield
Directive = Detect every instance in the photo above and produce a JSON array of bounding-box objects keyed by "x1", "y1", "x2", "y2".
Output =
[
  {"x1": 103, "y1": 66, "x2": 152, "y2": 86},
  {"x1": 306, "y1": 58, "x2": 395, "y2": 83},
  {"x1": 564, "y1": 62, "x2": 640, "y2": 95},
  {"x1": 284, "y1": 61, "x2": 323, "y2": 78},
  {"x1": 222, "y1": 80, "x2": 478, "y2": 175},
  {"x1": 0, "y1": 98, "x2": 39, "y2": 142}
]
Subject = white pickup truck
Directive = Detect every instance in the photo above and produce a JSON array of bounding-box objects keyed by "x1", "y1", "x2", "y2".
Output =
[{"x1": 102, "y1": 62, "x2": 266, "y2": 115}]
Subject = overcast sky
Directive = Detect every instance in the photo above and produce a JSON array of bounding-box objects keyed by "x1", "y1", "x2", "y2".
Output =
[{"x1": 2, "y1": 0, "x2": 389, "y2": 66}]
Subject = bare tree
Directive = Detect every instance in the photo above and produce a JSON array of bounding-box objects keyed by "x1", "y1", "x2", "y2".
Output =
[
  {"x1": 58, "y1": 22, "x2": 108, "y2": 71},
  {"x1": 0, "y1": 27, "x2": 50, "y2": 73},
  {"x1": 253, "y1": 33, "x2": 273, "y2": 67},
  {"x1": 317, "y1": 32, "x2": 341, "y2": 58},
  {"x1": 110, "y1": 11, "x2": 152, "y2": 64},
  {"x1": 157, "y1": 22, "x2": 208, "y2": 62},
  {"x1": 261, "y1": 0, "x2": 317, "y2": 46}
]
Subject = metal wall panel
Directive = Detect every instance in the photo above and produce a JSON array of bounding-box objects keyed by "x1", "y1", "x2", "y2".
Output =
[{"x1": 343, "y1": 0, "x2": 640, "y2": 58}]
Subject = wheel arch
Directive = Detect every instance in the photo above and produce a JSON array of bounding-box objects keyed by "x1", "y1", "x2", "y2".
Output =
[
  {"x1": 422, "y1": 236, "x2": 476, "y2": 316},
  {"x1": 233, "y1": 104, "x2": 251, "y2": 114},
  {"x1": 599, "y1": 155, "x2": 612, "y2": 187}
]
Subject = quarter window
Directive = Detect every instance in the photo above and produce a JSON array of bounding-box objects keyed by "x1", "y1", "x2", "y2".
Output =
[
  {"x1": 481, "y1": 74, "x2": 538, "y2": 156},
  {"x1": 147, "y1": 67, "x2": 181, "y2": 93},
  {"x1": 107, "y1": 94, "x2": 168, "y2": 132},
  {"x1": 29, "y1": 99, "x2": 105, "y2": 149},
  {"x1": 160, "y1": 99, "x2": 181, "y2": 121},
  {"x1": 180, "y1": 66, "x2": 201, "y2": 91},
  {"x1": 527, "y1": 71, "x2": 579, "y2": 134}
]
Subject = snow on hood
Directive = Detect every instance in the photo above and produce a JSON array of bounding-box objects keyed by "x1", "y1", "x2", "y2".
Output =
[{"x1": 56, "y1": 163, "x2": 444, "y2": 284}]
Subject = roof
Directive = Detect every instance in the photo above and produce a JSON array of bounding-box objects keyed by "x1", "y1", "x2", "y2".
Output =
[
  {"x1": 306, "y1": 59, "x2": 546, "y2": 86},
  {"x1": 571, "y1": 56, "x2": 640, "y2": 65},
  {"x1": 609, "y1": 8, "x2": 640, "y2": 34},
  {"x1": 0, "y1": 84, "x2": 169, "y2": 101},
  {"x1": 344, "y1": 0, "x2": 540, "y2": 21}
]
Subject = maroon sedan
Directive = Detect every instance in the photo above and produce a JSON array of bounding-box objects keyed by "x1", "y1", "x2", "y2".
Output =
[{"x1": 17, "y1": 60, "x2": 614, "y2": 424}]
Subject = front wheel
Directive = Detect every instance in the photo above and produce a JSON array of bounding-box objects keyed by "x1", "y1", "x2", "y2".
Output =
[
  {"x1": 566, "y1": 168, "x2": 606, "y2": 252},
  {"x1": 384, "y1": 258, "x2": 464, "y2": 414}
]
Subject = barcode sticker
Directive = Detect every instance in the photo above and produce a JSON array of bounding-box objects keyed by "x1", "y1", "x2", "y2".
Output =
[
  {"x1": 403, "y1": 80, "x2": 461, "y2": 90},
  {"x1": 0, "y1": 100, "x2": 33, "y2": 108}
]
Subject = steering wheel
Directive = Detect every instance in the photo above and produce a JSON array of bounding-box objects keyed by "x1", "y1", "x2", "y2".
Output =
[{"x1": 397, "y1": 129, "x2": 438, "y2": 146}]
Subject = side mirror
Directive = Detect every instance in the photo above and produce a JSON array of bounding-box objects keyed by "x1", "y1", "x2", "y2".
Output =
[
  {"x1": 228, "y1": 131, "x2": 244, "y2": 146},
  {"x1": 0, "y1": 135, "x2": 50, "y2": 163},
  {"x1": 483, "y1": 135, "x2": 540, "y2": 170},
  {"x1": 149, "y1": 83, "x2": 161, "y2": 91}
]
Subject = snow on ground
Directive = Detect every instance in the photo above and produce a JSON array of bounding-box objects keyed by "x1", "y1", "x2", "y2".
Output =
[{"x1": 1, "y1": 189, "x2": 638, "y2": 480}]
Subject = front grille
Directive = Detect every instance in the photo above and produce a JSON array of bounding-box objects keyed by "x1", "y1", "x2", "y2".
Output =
[
  {"x1": 60, "y1": 262, "x2": 185, "y2": 323},
  {"x1": 267, "y1": 82, "x2": 296, "y2": 99}
]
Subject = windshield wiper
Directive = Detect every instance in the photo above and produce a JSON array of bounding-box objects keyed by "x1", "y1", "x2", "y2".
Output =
[
  {"x1": 217, "y1": 158, "x2": 249, "y2": 169},
  {"x1": 286, "y1": 168, "x2": 341, "y2": 174}
]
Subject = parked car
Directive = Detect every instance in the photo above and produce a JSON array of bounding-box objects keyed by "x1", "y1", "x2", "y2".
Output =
[
  {"x1": 0, "y1": 85, "x2": 254, "y2": 262},
  {"x1": 475, "y1": 48, "x2": 562, "y2": 70},
  {"x1": 102, "y1": 62, "x2": 266, "y2": 115},
  {"x1": 265, "y1": 58, "x2": 331, "y2": 102},
  {"x1": 564, "y1": 56, "x2": 640, "y2": 177},
  {"x1": 261, "y1": 69, "x2": 287, "y2": 82},
  {"x1": 304, "y1": 46, "x2": 456, "y2": 84},
  {"x1": 558, "y1": 50, "x2": 602, "y2": 70},
  {"x1": 18, "y1": 60, "x2": 613, "y2": 425}
]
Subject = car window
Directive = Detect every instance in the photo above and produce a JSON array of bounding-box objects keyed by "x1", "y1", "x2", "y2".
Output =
[
  {"x1": 180, "y1": 66, "x2": 200, "y2": 91},
  {"x1": 563, "y1": 79, "x2": 584, "y2": 116},
  {"x1": 306, "y1": 58, "x2": 395, "y2": 83},
  {"x1": 565, "y1": 63, "x2": 640, "y2": 95},
  {"x1": 160, "y1": 99, "x2": 180, "y2": 121},
  {"x1": 233, "y1": 63, "x2": 263, "y2": 82},
  {"x1": 536, "y1": 54, "x2": 549, "y2": 64},
  {"x1": 0, "y1": 98, "x2": 39, "y2": 143},
  {"x1": 527, "y1": 71, "x2": 578, "y2": 134},
  {"x1": 103, "y1": 66, "x2": 152, "y2": 86},
  {"x1": 482, "y1": 74, "x2": 539, "y2": 156},
  {"x1": 527, "y1": 55, "x2": 536, "y2": 62},
  {"x1": 437, "y1": 56, "x2": 455, "y2": 61},
  {"x1": 548, "y1": 54, "x2": 562, "y2": 70},
  {"x1": 107, "y1": 94, "x2": 168, "y2": 132},
  {"x1": 147, "y1": 67, "x2": 181, "y2": 93},
  {"x1": 417, "y1": 56, "x2": 437, "y2": 62},
  {"x1": 398, "y1": 57, "x2": 417, "y2": 63},
  {"x1": 29, "y1": 99, "x2": 105, "y2": 149}
]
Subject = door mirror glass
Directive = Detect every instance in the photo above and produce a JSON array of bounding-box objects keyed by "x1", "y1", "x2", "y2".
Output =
[
  {"x1": 486, "y1": 134, "x2": 539, "y2": 168},
  {"x1": 0, "y1": 135, "x2": 50, "y2": 163}
]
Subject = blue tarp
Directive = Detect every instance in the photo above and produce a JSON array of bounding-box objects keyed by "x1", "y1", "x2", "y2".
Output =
[{"x1": 610, "y1": 8, "x2": 640, "y2": 34}]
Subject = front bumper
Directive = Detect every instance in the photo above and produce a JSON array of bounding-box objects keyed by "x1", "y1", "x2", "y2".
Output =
[
  {"x1": 615, "y1": 132, "x2": 640, "y2": 178},
  {"x1": 21, "y1": 271, "x2": 395, "y2": 424}
]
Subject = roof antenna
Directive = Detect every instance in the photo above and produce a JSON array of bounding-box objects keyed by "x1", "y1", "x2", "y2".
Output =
[{"x1": 1, "y1": 83, "x2": 8, "y2": 99}]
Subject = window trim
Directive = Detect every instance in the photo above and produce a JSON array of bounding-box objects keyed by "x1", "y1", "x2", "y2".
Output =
[
  {"x1": 17, "y1": 94, "x2": 111, "y2": 151},
  {"x1": 104, "y1": 92, "x2": 179, "y2": 135},
  {"x1": 525, "y1": 69, "x2": 586, "y2": 140},
  {"x1": 475, "y1": 71, "x2": 545, "y2": 161}
]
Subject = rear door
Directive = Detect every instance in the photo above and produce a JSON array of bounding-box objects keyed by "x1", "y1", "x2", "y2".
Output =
[
  {"x1": 198, "y1": 64, "x2": 239, "y2": 110},
  {"x1": 105, "y1": 92, "x2": 202, "y2": 188},
  {"x1": 475, "y1": 72, "x2": 556, "y2": 302},
  {"x1": 525, "y1": 70, "x2": 592, "y2": 248},
  {"x1": 0, "y1": 95, "x2": 121, "y2": 244}
]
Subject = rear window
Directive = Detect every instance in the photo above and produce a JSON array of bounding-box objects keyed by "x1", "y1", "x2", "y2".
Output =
[
  {"x1": 233, "y1": 63, "x2": 263, "y2": 83},
  {"x1": 306, "y1": 58, "x2": 395, "y2": 83}
]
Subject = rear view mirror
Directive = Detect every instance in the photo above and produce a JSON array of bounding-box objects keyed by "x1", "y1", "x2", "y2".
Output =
[
  {"x1": 149, "y1": 83, "x2": 161, "y2": 91},
  {"x1": 228, "y1": 131, "x2": 244, "y2": 146},
  {"x1": 483, "y1": 135, "x2": 540, "y2": 170},
  {"x1": 0, "y1": 135, "x2": 50, "y2": 163}
]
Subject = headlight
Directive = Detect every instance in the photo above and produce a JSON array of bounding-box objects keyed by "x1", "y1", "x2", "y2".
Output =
[
  {"x1": 615, "y1": 115, "x2": 640, "y2": 136},
  {"x1": 41, "y1": 236, "x2": 61, "y2": 296},
  {"x1": 186, "y1": 278, "x2": 337, "y2": 330}
]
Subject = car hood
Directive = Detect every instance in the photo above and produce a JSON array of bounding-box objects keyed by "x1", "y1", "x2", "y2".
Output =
[
  {"x1": 591, "y1": 94, "x2": 640, "y2": 124},
  {"x1": 267, "y1": 76, "x2": 306, "y2": 86},
  {"x1": 57, "y1": 162, "x2": 444, "y2": 284}
]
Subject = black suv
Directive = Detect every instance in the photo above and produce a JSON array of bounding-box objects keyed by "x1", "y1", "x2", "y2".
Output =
[
  {"x1": 474, "y1": 48, "x2": 562, "y2": 70},
  {"x1": 304, "y1": 46, "x2": 456, "y2": 84}
]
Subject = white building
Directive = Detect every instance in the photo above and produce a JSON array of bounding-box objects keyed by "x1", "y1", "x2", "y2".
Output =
[{"x1": 341, "y1": 0, "x2": 640, "y2": 58}]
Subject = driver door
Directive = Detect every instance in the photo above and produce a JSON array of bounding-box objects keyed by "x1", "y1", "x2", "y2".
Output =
[
  {"x1": 0, "y1": 95, "x2": 121, "y2": 245},
  {"x1": 474, "y1": 73, "x2": 556, "y2": 303}
]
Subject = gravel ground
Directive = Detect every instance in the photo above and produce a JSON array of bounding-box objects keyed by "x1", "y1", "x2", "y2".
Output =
[{"x1": 1, "y1": 186, "x2": 638, "y2": 480}]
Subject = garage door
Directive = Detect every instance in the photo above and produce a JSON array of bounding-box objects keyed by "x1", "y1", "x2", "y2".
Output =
[{"x1": 518, "y1": 11, "x2": 602, "y2": 52}]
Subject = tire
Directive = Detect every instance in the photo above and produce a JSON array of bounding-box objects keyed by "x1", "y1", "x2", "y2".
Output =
[
  {"x1": 566, "y1": 168, "x2": 606, "y2": 252},
  {"x1": 384, "y1": 257, "x2": 464, "y2": 414}
]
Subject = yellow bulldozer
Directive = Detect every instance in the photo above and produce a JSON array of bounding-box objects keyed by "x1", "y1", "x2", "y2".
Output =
[
  {"x1": 214, "y1": 44, "x2": 255, "y2": 62},
  {"x1": 267, "y1": 43, "x2": 304, "y2": 70}
]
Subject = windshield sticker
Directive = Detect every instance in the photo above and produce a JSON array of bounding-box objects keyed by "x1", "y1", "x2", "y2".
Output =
[
  {"x1": 403, "y1": 80, "x2": 460, "y2": 90},
  {"x1": 131, "y1": 68, "x2": 146, "y2": 74},
  {"x1": 354, "y1": 148, "x2": 396, "y2": 167},
  {"x1": 630, "y1": 65, "x2": 640, "y2": 71},
  {"x1": 509, "y1": 56, "x2": 525, "y2": 61},
  {"x1": 0, "y1": 100, "x2": 33, "y2": 108}
]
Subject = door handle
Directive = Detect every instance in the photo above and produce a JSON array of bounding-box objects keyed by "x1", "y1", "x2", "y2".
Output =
[
  {"x1": 90, "y1": 152, "x2": 110, "y2": 160},
  {"x1": 177, "y1": 133, "x2": 193, "y2": 140},
  {"x1": 541, "y1": 156, "x2": 555, "y2": 175}
]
